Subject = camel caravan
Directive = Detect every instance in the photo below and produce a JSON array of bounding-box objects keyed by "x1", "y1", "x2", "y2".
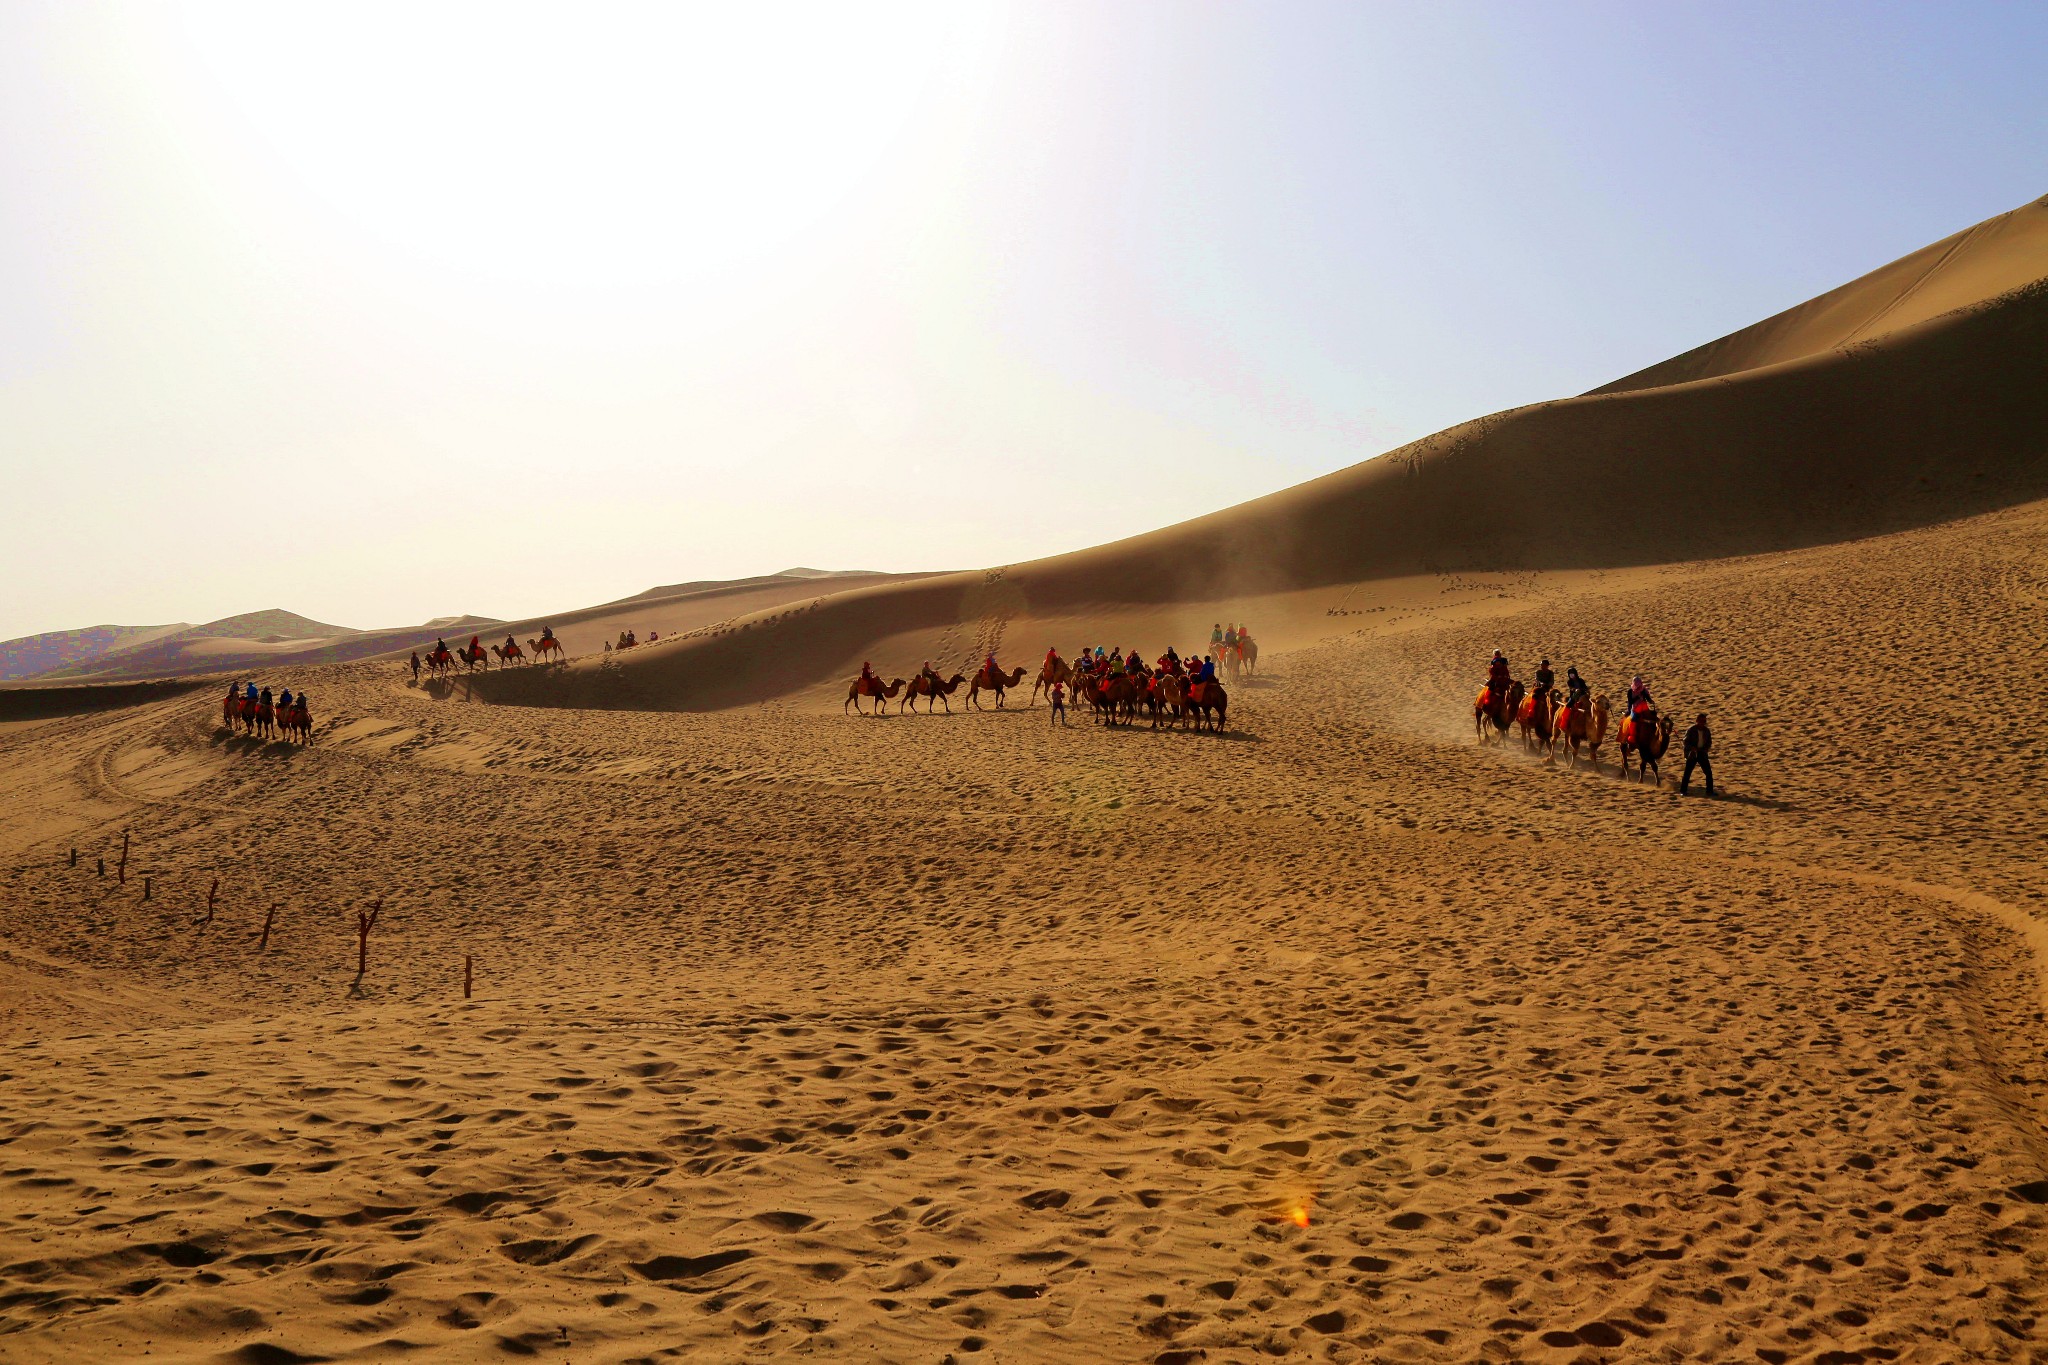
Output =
[
  {"x1": 847, "y1": 632, "x2": 1243, "y2": 733},
  {"x1": 412, "y1": 628, "x2": 568, "y2": 678},
  {"x1": 219, "y1": 681, "x2": 314, "y2": 743},
  {"x1": 1474, "y1": 650, "x2": 1702, "y2": 789}
]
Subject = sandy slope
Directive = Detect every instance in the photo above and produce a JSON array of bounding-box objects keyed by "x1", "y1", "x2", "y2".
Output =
[
  {"x1": 4, "y1": 498, "x2": 2047, "y2": 1362},
  {"x1": 1594, "y1": 194, "x2": 2048, "y2": 393},
  {"x1": 477, "y1": 232, "x2": 2048, "y2": 714}
]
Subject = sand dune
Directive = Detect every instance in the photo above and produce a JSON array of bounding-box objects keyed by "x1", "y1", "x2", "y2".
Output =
[
  {"x1": 479, "y1": 202, "x2": 2048, "y2": 713},
  {"x1": 1594, "y1": 194, "x2": 2048, "y2": 392}
]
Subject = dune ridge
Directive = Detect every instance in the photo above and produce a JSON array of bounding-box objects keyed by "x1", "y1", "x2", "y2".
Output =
[{"x1": 480, "y1": 214, "x2": 2048, "y2": 713}]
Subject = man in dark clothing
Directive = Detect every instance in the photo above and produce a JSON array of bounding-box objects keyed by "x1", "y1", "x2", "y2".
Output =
[
  {"x1": 1682, "y1": 713, "x2": 1714, "y2": 796},
  {"x1": 1533, "y1": 658, "x2": 1555, "y2": 698}
]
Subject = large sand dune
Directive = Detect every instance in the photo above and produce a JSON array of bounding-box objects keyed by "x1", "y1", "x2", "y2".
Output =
[{"x1": 478, "y1": 202, "x2": 2048, "y2": 714}]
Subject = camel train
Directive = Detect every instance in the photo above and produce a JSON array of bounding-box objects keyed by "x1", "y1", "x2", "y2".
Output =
[
  {"x1": 417, "y1": 632, "x2": 567, "y2": 676},
  {"x1": 849, "y1": 650, "x2": 1230, "y2": 733},
  {"x1": 1475, "y1": 656, "x2": 1676, "y2": 785},
  {"x1": 220, "y1": 683, "x2": 314, "y2": 743}
]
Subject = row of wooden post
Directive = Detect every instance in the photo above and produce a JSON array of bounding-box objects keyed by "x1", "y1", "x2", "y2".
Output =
[{"x1": 64, "y1": 842, "x2": 472, "y2": 997}]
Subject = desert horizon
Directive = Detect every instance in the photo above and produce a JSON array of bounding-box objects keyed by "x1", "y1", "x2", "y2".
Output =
[{"x1": 5, "y1": 5, "x2": 2048, "y2": 1362}]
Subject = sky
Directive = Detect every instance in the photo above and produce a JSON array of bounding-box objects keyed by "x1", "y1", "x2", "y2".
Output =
[{"x1": 3, "y1": 1, "x2": 2044, "y2": 639}]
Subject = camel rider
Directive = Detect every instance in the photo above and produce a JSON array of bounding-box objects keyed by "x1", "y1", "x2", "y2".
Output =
[
  {"x1": 1627, "y1": 675, "x2": 1654, "y2": 721},
  {"x1": 258, "y1": 686, "x2": 273, "y2": 711},
  {"x1": 1198, "y1": 655, "x2": 1217, "y2": 684},
  {"x1": 1044, "y1": 646, "x2": 1058, "y2": 669},
  {"x1": 1534, "y1": 659, "x2": 1555, "y2": 698},
  {"x1": 435, "y1": 637, "x2": 448, "y2": 657},
  {"x1": 983, "y1": 652, "x2": 998, "y2": 680},
  {"x1": 1211, "y1": 623, "x2": 1224, "y2": 652},
  {"x1": 469, "y1": 635, "x2": 481, "y2": 657},
  {"x1": 921, "y1": 660, "x2": 940, "y2": 687},
  {"x1": 505, "y1": 635, "x2": 518, "y2": 653},
  {"x1": 278, "y1": 688, "x2": 294, "y2": 712},
  {"x1": 540, "y1": 625, "x2": 555, "y2": 643},
  {"x1": 859, "y1": 661, "x2": 876, "y2": 690},
  {"x1": 245, "y1": 681, "x2": 259, "y2": 703},
  {"x1": 1565, "y1": 667, "x2": 1590, "y2": 710},
  {"x1": 1223, "y1": 624, "x2": 1238, "y2": 651},
  {"x1": 1486, "y1": 650, "x2": 1511, "y2": 700}
]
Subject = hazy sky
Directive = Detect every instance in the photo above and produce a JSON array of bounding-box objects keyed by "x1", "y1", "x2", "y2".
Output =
[{"x1": 4, "y1": 1, "x2": 2044, "y2": 638}]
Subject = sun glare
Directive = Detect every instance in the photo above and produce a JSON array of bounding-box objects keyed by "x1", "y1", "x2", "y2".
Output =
[{"x1": 165, "y1": 2, "x2": 985, "y2": 290}]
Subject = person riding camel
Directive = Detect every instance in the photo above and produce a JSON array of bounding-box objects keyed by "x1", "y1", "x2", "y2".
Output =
[
  {"x1": 1223, "y1": 624, "x2": 1238, "y2": 652},
  {"x1": 1198, "y1": 654, "x2": 1217, "y2": 684},
  {"x1": 1211, "y1": 623, "x2": 1224, "y2": 653},
  {"x1": 540, "y1": 624, "x2": 555, "y2": 643},
  {"x1": 469, "y1": 634, "x2": 481, "y2": 658},
  {"x1": 1564, "y1": 667, "x2": 1590, "y2": 710},
  {"x1": 435, "y1": 637, "x2": 449, "y2": 657},
  {"x1": 859, "y1": 660, "x2": 878, "y2": 694},
  {"x1": 1533, "y1": 658, "x2": 1555, "y2": 699},
  {"x1": 1627, "y1": 675, "x2": 1654, "y2": 723},
  {"x1": 278, "y1": 687, "x2": 294, "y2": 712},
  {"x1": 1486, "y1": 650, "x2": 1512, "y2": 703},
  {"x1": 504, "y1": 635, "x2": 518, "y2": 653},
  {"x1": 245, "y1": 680, "x2": 259, "y2": 703}
]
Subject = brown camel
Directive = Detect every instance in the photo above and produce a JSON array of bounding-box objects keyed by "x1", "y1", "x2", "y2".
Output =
[
  {"x1": 1240, "y1": 637, "x2": 1258, "y2": 676},
  {"x1": 1187, "y1": 679, "x2": 1229, "y2": 732},
  {"x1": 967, "y1": 664, "x2": 1028, "y2": 710},
  {"x1": 844, "y1": 675, "x2": 906, "y2": 716},
  {"x1": 1474, "y1": 680, "x2": 1523, "y2": 745},
  {"x1": 1556, "y1": 695, "x2": 1610, "y2": 771},
  {"x1": 1028, "y1": 656, "x2": 1074, "y2": 707},
  {"x1": 901, "y1": 672, "x2": 965, "y2": 714},
  {"x1": 529, "y1": 637, "x2": 565, "y2": 661},
  {"x1": 1618, "y1": 710, "x2": 1675, "y2": 785},
  {"x1": 1516, "y1": 687, "x2": 1559, "y2": 758}
]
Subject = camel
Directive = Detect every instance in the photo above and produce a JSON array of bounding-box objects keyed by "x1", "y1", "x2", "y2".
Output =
[
  {"x1": 1187, "y1": 679, "x2": 1229, "y2": 732},
  {"x1": 491, "y1": 642, "x2": 526, "y2": 667},
  {"x1": 901, "y1": 672, "x2": 965, "y2": 714},
  {"x1": 1029, "y1": 656, "x2": 1074, "y2": 707},
  {"x1": 280, "y1": 703, "x2": 312, "y2": 743},
  {"x1": 1474, "y1": 680, "x2": 1523, "y2": 745},
  {"x1": 529, "y1": 637, "x2": 565, "y2": 662},
  {"x1": 967, "y1": 664, "x2": 1028, "y2": 710},
  {"x1": 1240, "y1": 637, "x2": 1258, "y2": 676},
  {"x1": 457, "y1": 643, "x2": 489, "y2": 671},
  {"x1": 1555, "y1": 695, "x2": 1609, "y2": 771},
  {"x1": 1516, "y1": 688, "x2": 1559, "y2": 759},
  {"x1": 1153, "y1": 674, "x2": 1192, "y2": 729},
  {"x1": 1618, "y1": 709, "x2": 1675, "y2": 786},
  {"x1": 844, "y1": 675, "x2": 905, "y2": 716},
  {"x1": 423, "y1": 647, "x2": 456, "y2": 676}
]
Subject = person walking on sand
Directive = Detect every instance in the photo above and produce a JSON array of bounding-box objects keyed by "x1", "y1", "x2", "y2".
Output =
[
  {"x1": 409, "y1": 650, "x2": 421, "y2": 681},
  {"x1": 1682, "y1": 713, "x2": 1714, "y2": 796},
  {"x1": 1049, "y1": 679, "x2": 1068, "y2": 726}
]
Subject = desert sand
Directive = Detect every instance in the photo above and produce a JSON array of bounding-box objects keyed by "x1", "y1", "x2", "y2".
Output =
[{"x1": 1, "y1": 202, "x2": 2046, "y2": 1363}]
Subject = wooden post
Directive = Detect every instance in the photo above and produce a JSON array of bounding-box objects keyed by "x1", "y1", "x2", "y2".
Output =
[
  {"x1": 142, "y1": 876, "x2": 152, "y2": 902},
  {"x1": 118, "y1": 832, "x2": 129, "y2": 884},
  {"x1": 464, "y1": 954, "x2": 473, "y2": 999},
  {"x1": 68, "y1": 847, "x2": 77, "y2": 868},
  {"x1": 96, "y1": 857, "x2": 105, "y2": 878},
  {"x1": 208, "y1": 878, "x2": 219, "y2": 920},
  {"x1": 355, "y1": 900, "x2": 382, "y2": 978},
  {"x1": 258, "y1": 903, "x2": 276, "y2": 951}
]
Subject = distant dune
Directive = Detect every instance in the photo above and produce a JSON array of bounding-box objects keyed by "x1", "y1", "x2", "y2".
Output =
[
  {"x1": 4, "y1": 571, "x2": 940, "y2": 688},
  {"x1": 0, "y1": 623, "x2": 187, "y2": 681},
  {"x1": 480, "y1": 196, "x2": 2048, "y2": 713}
]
